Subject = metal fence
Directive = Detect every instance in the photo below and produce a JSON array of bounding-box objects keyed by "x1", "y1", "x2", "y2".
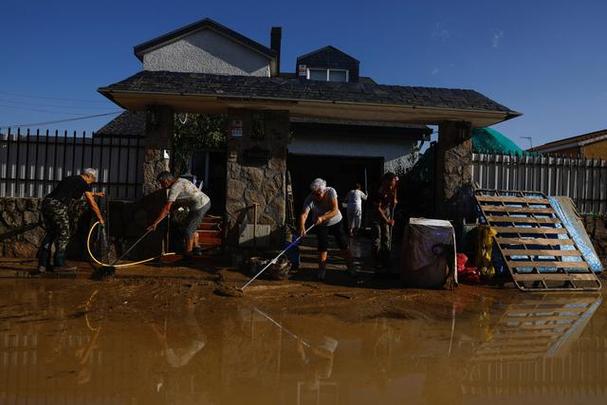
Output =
[
  {"x1": 472, "y1": 153, "x2": 607, "y2": 214},
  {"x1": 0, "y1": 128, "x2": 144, "y2": 200}
]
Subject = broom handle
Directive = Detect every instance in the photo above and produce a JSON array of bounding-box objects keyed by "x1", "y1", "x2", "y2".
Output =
[
  {"x1": 110, "y1": 229, "x2": 152, "y2": 266},
  {"x1": 240, "y1": 223, "x2": 315, "y2": 290}
]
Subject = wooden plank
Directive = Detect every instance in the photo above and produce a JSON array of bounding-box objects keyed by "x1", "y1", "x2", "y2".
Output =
[
  {"x1": 486, "y1": 216, "x2": 561, "y2": 224},
  {"x1": 502, "y1": 249, "x2": 582, "y2": 257},
  {"x1": 496, "y1": 238, "x2": 575, "y2": 246},
  {"x1": 503, "y1": 314, "x2": 581, "y2": 322},
  {"x1": 493, "y1": 227, "x2": 567, "y2": 235},
  {"x1": 513, "y1": 273, "x2": 596, "y2": 281},
  {"x1": 508, "y1": 261, "x2": 589, "y2": 269},
  {"x1": 476, "y1": 195, "x2": 550, "y2": 204},
  {"x1": 480, "y1": 206, "x2": 555, "y2": 214}
]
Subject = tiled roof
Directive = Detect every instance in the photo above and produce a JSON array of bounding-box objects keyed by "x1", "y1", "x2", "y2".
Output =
[
  {"x1": 95, "y1": 111, "x2": 145, "y2": 136},
  {"x1": 99, "y1": 70, "x2": 519, "y2": 115}
]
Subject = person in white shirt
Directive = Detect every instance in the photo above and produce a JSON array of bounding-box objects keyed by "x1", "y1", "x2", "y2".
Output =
[
  {"x1": 299, "y1": 178, "x2": 355, "y2": 280},
  {"x1": 345, "y1": 183, "x2": 367, "y2": 237},
  {"x1": 147, "y1": 171, "x2": 211, "y2": 259}
]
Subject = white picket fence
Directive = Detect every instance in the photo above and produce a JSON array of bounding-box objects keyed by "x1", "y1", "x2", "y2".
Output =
[{"x1": 471, "y1": 153, "x2": 607, "y2": 214}]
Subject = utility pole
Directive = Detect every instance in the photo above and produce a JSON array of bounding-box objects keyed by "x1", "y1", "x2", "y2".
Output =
[{"x1": 520, "y1": 136, "x2": 533, "y2": 149}]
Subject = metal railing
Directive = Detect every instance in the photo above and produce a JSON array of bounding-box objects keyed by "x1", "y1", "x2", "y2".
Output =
[{"x1": 0, "y1": 128, "x2": 144, "y2": 200}]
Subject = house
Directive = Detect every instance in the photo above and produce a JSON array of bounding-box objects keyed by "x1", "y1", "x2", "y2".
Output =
[
  {"x1": 530, "y1": 129, "x2": 607, "y2": 159},
  {"x1": 98, "y1": 17, "x2": 520, "y2": 247}
]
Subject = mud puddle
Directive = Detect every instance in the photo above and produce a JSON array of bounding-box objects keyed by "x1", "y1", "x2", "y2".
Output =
[{"x1": 0, "y1": 279, "x2": 605, "y2": 404}]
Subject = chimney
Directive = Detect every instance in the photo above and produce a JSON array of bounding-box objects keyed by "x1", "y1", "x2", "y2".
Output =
[{"x1": 271, "y1": 26, "x2": 282, "y2": 75}]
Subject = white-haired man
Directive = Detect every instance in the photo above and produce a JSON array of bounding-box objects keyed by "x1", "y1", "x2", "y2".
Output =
[
  {"x1": 299, "y1": 178, "x2": 354, "y2": 280},
  {"x1": 37, "y1": 168, "x2": 105, "y2": 273}
]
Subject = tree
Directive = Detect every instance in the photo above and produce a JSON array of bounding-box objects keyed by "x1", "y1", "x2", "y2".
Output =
[{"x1": 171, "y1": 113, "x2": 227, "y2": 175}]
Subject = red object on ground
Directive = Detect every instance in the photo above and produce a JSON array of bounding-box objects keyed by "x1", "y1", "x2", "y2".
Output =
[
  {"x1": 456, "y1": 253, "x2": 480, "y2": 283},
  {"x1": 456, "y1": 253, "x2": 468, "y2": 272}
]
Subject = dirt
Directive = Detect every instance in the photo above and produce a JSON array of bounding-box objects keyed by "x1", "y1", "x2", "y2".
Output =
[{"x1": 0, "y1": 256, "x2": 606, "y2": 404}]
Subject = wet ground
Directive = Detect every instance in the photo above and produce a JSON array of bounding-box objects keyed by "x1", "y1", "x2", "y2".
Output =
[{"x1": 1, "y1": 234, "x2": 606, "y2": 404}]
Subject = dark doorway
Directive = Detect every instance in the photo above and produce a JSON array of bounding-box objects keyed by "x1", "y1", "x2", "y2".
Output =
[
  {"x1": 190, "y1": 150, "x2": 226, "y2": 215},
  {"x1": 288, "y1": 153, "x2": 384, "y2": 214}
]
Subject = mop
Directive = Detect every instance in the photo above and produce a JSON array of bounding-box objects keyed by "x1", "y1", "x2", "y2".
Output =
[{"x1": 213, "y1": 224, "x2": 315, "y2": 297}]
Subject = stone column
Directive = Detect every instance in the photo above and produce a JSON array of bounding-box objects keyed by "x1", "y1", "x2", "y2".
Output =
[
  {"x1": 435, "y1": 121, "x2": 473, "y2": 215},
  {"x1": 224, "y1": 109, "x2": 289, "y2": 248},
  {"x1": 142, "y1": 106, "x2": 173, "y2": 195}
]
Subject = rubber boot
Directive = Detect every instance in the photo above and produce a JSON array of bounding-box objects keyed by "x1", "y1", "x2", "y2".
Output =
[
  {"x1": 53, "y1": 252, "x2": 77, "y2": 273},
  {"x1": 36, "y1": 248, "x2": 51, "y2": 274}
]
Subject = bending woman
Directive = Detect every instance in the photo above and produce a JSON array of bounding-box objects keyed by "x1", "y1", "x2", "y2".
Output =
[{"x1": 299, "y1": 178, "x2": 354, "y2": 281}]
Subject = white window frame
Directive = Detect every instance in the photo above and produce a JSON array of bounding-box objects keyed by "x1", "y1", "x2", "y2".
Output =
[{"x1": 306, "y1": 68, "x2": 349, "y2": 82}]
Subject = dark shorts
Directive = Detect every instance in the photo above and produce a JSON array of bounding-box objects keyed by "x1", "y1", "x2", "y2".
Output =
[{"x1": 315, "y1": 220, "x2": 348, "y2": 252}]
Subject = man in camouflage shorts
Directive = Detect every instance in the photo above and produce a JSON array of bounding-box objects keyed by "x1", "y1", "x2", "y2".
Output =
[{"x1": 37, "y1": 168, "x2": 105, "y2": 273}]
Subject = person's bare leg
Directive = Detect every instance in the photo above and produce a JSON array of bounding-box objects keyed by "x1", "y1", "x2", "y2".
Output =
[
  {"x1": 318, "y1": 251, "x2": 328, "y2": 280},
  {"x1": 185, "y1": 237, "x2": 195, "y2": 256}
]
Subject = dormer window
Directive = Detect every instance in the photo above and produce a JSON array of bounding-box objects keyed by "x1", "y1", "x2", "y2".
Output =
[{"x1": 307, "y1": 68, "x2": 349, "y2": 82}]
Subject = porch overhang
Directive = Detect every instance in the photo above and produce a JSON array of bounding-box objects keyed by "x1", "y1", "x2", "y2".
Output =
[{"x1": 98, "y1": 90, "x2": 519, "y2": 128}]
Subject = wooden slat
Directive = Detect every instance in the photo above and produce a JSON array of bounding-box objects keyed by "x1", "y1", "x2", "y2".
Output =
[
  {"x1": 486, "y1": 216, "x2": 561, "y2": 224},
  {"x1": 493, "y1": 227, "x2": 567, "y2": 234},
  {"x1": 504, "y1": 315, "x2": 582, "y2": 322},
  {"x1": 514, "y1": 273, "x2": 597, "y2": 282},
  {"x1": 497, "y1": 238, "x2": 575, "y2": 246},
  {"x1": 508, "y1": 261, "x2": 589, "y2": 269},
  {"x1": 480, "y1": 206, "x2": 554, "y2": 214},
  {"x1": 500, "y1": 322, "x2": 568, "y2": 331},
  {"x1": 476, "y1": 190, "x2": 600, "y2": 291},
  {"x1": 476, "y1": 195, "x2": 549, "y2": 204},
  {"x1": 502, "y1": 249, "x2": 582, "y2": 257}
]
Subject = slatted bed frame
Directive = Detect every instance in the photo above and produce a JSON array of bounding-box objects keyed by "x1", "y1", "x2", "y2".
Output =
[{"x1": 475, "y1": 190, "x2": 601, "y2": 291}]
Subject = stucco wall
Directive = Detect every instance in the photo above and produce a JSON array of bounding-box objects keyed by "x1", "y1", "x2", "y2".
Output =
[
  {"x1": 288, "y1": 133, "x2": 418, "y2": 173},
  {"x1": 143, "y1": 29, "x2": 271, "y2": 76}
]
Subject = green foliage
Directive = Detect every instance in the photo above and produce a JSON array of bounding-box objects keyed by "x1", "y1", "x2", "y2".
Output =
[{"x1": 171, "y1": 113, "x2": 227, "y2": 174}]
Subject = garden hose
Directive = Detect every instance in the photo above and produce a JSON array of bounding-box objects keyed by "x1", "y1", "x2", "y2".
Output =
[{"x1": 86, "y1": 221, "x2": 173, "y2": 268}]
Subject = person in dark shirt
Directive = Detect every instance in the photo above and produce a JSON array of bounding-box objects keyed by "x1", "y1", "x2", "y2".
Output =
[
  {"x1": 37, "y1": 168, "x2": 105, "y2": 273},
  {"x1": 371, "y1": 172, "x2": 398, "y2": 269}
]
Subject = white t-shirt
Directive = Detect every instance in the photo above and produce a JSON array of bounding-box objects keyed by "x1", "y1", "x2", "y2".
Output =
[
  {"x1": 303, "y1": 187, "x2": 342, "y2": 227},
  {"x1": 168, "y1": 178, "x2": 210, "y2": 210},
  {"x1": 346, "y1": 189, "x2": 367, "y2": 211}
]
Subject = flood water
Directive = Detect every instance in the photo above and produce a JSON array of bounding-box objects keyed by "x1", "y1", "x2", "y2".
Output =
[{"x1": 0, "y1": 279, "x2": 605, "y2": 405}]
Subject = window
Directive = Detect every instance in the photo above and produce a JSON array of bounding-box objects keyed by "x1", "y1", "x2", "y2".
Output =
[
  {"x1": 309, "y1": 68, "x2": 328, "y2": 81},
  {"x1": 329, "y1": 70, "x2": 347, "y2": 82},
  {"x1": 306, "y1": 68, "x2": 349, "y2": 82}
]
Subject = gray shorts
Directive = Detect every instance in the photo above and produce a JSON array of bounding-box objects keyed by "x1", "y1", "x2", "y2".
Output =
[{"x1": 184, "y1": 201, "x2": 211, "y2": 238}]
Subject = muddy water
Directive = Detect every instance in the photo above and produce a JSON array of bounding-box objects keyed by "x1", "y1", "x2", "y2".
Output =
[{"x1": 0, "y1": 280, "x2": 605, "y2": 405}]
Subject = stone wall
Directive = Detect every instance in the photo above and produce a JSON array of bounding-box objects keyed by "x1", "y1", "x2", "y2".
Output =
[
  {"x1": 142, "y1": 106, "x2": 172, "y2": 195},
  {"x1": 0, "y1": 195, "x2": 167, "y2": 260},
  {"x1": 435, "y1": 121, "x2": 473, "y2": 215},
  {"x1": 225, "y1": 110, "x2": 289, "y2": 248},
  {"x1": 0, "y1": 197, "x2": 90, "y2": 258}
]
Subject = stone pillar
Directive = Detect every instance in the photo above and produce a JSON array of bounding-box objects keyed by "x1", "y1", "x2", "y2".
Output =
[
  {"x1": 142, "y1": 106, "x2": 173, "y2": 195},
  {"x1": 225, "y1": 109, "x2": 289, "y2": 248},
  {"x1": 435, "y1": 121, "x2": 472, "y2": 215}
]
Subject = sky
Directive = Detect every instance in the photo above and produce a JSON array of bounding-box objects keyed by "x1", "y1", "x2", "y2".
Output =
[{"x1": 1, "y1": 0, "x2": 606, "y2": 148}]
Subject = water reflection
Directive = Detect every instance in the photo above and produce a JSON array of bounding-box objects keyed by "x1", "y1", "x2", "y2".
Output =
[{"x1": 0, "y1": 281, "x2": 605, "y2": 404}]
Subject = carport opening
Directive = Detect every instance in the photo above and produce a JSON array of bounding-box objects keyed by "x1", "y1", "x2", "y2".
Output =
[{"x1": 288, "y1": 153, "x2": 384, "y2": 218}]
